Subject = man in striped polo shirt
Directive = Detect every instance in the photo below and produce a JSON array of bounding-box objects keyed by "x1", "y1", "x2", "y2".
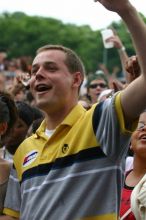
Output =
[{"x1": 1, "y1": 0, "x2": 146, "y2": 219}]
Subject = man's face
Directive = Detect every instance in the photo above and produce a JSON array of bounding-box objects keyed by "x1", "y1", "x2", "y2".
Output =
[{"x1": 30, "y1": 50, "x2": 78, "y2": 113}]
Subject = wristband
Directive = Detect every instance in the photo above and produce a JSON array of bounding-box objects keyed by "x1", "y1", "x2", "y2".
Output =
[{"x1": 118, "y1": 46, "x2": 126, "y2": 52}]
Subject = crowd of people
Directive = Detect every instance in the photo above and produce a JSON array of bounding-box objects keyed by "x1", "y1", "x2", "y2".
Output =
[{"x1": 0, "y1": 0, "x2": 146, "y2": 219}]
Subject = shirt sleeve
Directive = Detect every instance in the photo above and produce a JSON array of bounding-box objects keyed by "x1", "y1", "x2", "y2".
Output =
[
  {"x1": 3, "y1": 165, "x2": 20, "y2": 218},
  {"x1": 93, "y1": 92, "x2": 138, "y2": 161}
]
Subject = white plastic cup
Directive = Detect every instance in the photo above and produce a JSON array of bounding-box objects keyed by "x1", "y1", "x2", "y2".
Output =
[{"x1": 101, "y1": 29, "x2": 114, "y2": 49}]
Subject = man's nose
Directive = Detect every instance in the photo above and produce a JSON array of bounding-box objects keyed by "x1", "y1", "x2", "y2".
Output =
[{"x1": 36, "y1": 67, "x2": 45, "y2": 79}]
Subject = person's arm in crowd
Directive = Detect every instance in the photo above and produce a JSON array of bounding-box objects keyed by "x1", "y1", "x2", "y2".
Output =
[
  {"x1": 98, "y1": 63, "x2": 111, "y2": 80},
  {"x1": 94, "y1": 0, "x2": 146, "y2": 122},
  {"x1": 125, "y1": 55, "x2": 141, "y2": 84},
  {"x1": 0, "y1": 216, "x2": 19, "y2": 220},
  {"x1": 110, "y1": 55, "x2": 141, "y2": 91},
  {"x1": 107, "y1": 33, "x2": 129, "y2": 81}
]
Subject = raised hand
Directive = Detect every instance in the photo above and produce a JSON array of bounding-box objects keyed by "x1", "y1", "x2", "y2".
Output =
[
  {"x1": 94, "y1": 0, "x2": 131, "y2": 14},
  {"x1": 125, "y1": 55, "x2": 141, "y2": 84},
  {"x1": 106, "y1": 35, "x2": 124, "y2": 49}
]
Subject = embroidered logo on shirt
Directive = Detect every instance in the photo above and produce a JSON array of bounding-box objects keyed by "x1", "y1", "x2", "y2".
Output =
[
  {"x1": 62, "y1": 144, "x2": 69, "y2": 154},
  {"x1": 23, "y1": 150, "x2": 38, "y2": 167}
]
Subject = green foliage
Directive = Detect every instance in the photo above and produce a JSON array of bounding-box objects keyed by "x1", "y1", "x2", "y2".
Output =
[{"x1": 0, "y1": 11, "x2": 145, "y2": 75}]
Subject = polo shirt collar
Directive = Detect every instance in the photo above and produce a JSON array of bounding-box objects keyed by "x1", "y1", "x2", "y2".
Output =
[
  {"x1": 35, "y1": 104, "x2": 86, "y2": 138},
  {"x1": 60, "y1": 103, "x2": 86, "y2": 127}
]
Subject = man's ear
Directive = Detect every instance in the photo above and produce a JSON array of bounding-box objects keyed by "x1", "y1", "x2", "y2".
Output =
[
  {"x1": 0, "y1": 122, "x2": 8, "y2": 136},
  {"x1": 72, "y1": 72, "x2": 83, "y2": 88}
]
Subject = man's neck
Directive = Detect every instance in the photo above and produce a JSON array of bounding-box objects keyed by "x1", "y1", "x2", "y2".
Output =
[{"x1": 45, "y1": 103, "x2": 77, "y2": 130}]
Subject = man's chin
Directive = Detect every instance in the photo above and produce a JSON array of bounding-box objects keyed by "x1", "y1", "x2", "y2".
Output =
[{"x1": 36, "y1": 100, "x2": 51, "y2": 111}]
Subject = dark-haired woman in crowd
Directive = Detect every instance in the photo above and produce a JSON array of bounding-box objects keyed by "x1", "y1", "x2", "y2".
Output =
[{"x1": 0, "y1": 92, "x2": 17, "y2": 215}]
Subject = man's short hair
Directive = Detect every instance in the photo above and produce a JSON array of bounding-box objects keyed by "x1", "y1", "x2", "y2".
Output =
[{"x1": 36, "y1": 45, "x2": 85, "y2": 83}]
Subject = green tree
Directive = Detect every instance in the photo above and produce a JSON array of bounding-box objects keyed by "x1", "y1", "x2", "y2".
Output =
[{"x1": 0, "y1": 11, "x2": 145, "y2": 75}]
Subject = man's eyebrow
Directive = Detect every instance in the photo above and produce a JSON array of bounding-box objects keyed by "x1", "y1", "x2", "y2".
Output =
[
  {"x1": 32, "y1": 63, "x2": 38, "y2": 69},
  {"x1": 32, "y1": 61, "x2": 56, "y2": 68}
]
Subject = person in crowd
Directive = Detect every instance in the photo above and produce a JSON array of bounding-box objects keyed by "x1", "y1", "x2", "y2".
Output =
[
  {"x1": 118, "y1": 44, "x2": 142, "y2": 220},
  {"x1": 0, "y1": 92, "x2": 17, "y2": 215},
  {"x1": 10, "y1": 84, "x2": 26, "y2": 102},
  {"x1": 106, "y1": 31, "x2": 129, "y2": 76},
  {"x1": 2, "y1": 101, "x2": 42, "y2": 157},
  {"x1": 131, "y1": 163, "x2": 146, "y2": 219},
  {"x1": 4, "y1": 61, "x2": 19, "y2": 88},
  {"x1": 86, "y1": 70, "x2": 108, "y2": 104},
  {"x1": 98, "y1": 62, "x2": 126, "y2": 93},
  {"x1": 99, "y1": 31, "x2": 140, "y2": 94},
  {"x1": 125, "y1": 55, "x2": 141, "y2": 85},
  {"x1": 0, "y1": 73, "x2": 6, "y2": 92},
  {"x1": 0, "y1": 50, "x2": 8, "y2": 72},
  {"x1": 120, "y1": 110, "x2": 146, "y2": 219},
  {"x1": 2, "y1": 0, "x2": 146, "y2": 219}
]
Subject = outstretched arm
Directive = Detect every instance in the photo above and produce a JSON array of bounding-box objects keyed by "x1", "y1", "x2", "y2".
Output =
[{"x1": 94, "y1": 0, "x2": 146, "y2": 122}]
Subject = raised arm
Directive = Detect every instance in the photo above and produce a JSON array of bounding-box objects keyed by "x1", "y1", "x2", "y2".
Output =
[
  {"x1": 107, "y1": 33, "x2": 129, "y2": 81},
  {"x1": 125, "y1": 55, "x2": 141, "y2": 84},
  {"x1": 95, "y1": 0, "x2": 146, "y2": 121}
]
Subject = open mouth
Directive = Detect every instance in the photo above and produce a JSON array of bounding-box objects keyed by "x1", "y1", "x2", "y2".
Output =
[
  {"x1": 139, "y1": 134, "x2": 146, "y2": 140},
  {"x1": 35, "y1": 84, "x2": 52, "y2": 92}
]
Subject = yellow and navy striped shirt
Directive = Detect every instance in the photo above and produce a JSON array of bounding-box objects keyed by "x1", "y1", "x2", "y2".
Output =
[{"x1": 3, "y1": 92, "x2": 137, "y2": 220}]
